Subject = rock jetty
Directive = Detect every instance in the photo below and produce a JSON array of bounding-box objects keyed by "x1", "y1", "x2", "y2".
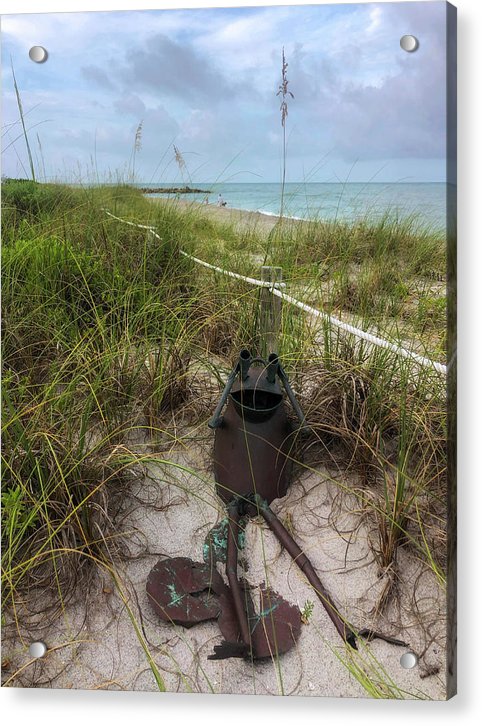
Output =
[{"x1": 139, "y1": 186, "x2": 211, "y2": 194}]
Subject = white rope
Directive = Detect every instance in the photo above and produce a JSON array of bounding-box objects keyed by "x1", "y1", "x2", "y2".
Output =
[
  {"x1": 102, "y1": 209, "x2": 162, "y2": 240},
  {"x1": 103, "y1": 208, "x2": 285, "y2": 289},
  {"x1": 271, "y1": 287, "x2": 446, "y2": 375},
  {"x1": 102, "y1": 208, "x2": 446, "y2": 376},
  {"x1": 179, "y1": 251, "x2": 286, "y2": 289}
]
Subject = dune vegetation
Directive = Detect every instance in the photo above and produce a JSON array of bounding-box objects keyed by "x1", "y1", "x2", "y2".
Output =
[{"x1": 1, "y1": 177, "x2": 450, "y2": 694}]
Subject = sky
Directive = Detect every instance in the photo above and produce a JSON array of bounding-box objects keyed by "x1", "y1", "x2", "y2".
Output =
[{"x1": 1, "y1": 2, "x2": 449, "y2": 184}]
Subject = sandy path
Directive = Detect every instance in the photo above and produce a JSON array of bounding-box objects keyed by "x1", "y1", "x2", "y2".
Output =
[{"x1": 2, "y1": 401, "x2": 447, "y2": 697}]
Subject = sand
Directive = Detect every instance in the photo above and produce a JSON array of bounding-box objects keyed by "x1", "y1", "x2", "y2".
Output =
[
  {"x1": 2, "y1": 364, "x2": 447, "y2": 699},
  {"x1": 147, "y1": 197, "x2": 303, "y2": 239}
]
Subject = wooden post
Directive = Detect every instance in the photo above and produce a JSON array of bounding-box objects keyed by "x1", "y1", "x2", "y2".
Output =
[{"x1": 260, "y1": 266, "x2": 282, "y2": 359}]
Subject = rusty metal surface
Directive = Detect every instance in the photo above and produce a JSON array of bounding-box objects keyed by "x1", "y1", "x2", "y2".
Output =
[
  {"x1": 147, "y1": 556, "x2": 301, "y2": 660},
  {"x1": 224, "y1": 505, "x2": 252, "y2": 654},
  {"x1": 146, "y1": 557, "x2": 226, "y2": 627},
  {"x1": 254, "y1": 494, "x2": 358, "y2": 648},
  {"x1": 213, "y1": 400, "x2": 294, "y2": 505},
  {"x1": 229, "y1": 362, "x2": 284, "y2": 423},
  {"x1": 147, "y1": 352, "x2": 406, "y2": 659},
  {"x1": 250, "y1": 586, "x2": 302, "y2": 659},
  {"x1": 216, "y1": 584, "x2": 302, "y2": 660}
]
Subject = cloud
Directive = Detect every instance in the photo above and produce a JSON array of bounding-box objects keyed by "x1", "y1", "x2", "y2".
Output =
[
  {"x1": 1, "y1": 12, "x2": 92, "y2": 53},
  {"x1": 113, "y1": 93, "x2": 146, "y2": 117},
  {"x1": 116, "y1": 33, "x2": 240, "y2": 104},
  {"x1": 82, "y1": 65, "x2": 117, "y2": 91},
  {"x1": 270, "y1": 2, "x2": 447, "y2": 163},
  {"x1": 329, "y1": 64, "x2": 446, "y2": 161},
  {"x1": 1, "y1": 3, "x2": 450, "y2": 183}
]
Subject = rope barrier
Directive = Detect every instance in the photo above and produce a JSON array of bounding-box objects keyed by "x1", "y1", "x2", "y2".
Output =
[
  {"x1": 102, "y1": 209, "x2": 162, "y2": 239},
  {"x1": 179, "y1": 251, "x2": 286, "y2": 289},
  {"x1": 103, "y1": 209, "x2": 285, "y2": 289},
  {"x1": 103, "y1": 208, "x2": 447, "y2": 376},
  {"x1": 270, "y1": 287, "x2": 446, "y2": 375}
]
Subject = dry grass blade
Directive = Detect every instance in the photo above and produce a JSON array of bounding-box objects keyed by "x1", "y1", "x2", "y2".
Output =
[{"x1": 10, "y1": 59, "x2": 36, "y2": 181}]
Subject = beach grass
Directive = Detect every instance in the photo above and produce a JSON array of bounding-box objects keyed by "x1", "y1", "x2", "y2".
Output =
[{"x1": 1, "y1": 179, "x2": 448, "y2": 693}]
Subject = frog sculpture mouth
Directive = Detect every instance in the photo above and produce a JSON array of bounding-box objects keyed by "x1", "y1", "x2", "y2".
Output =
[{"x1": 146, "y1": 350, "x2": 407, "y2": 660}]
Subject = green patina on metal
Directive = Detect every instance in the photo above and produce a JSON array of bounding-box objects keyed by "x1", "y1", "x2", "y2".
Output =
[
  {"x1": 250, "y1": 600, "x2": 280, "y2": 633},
  {"x1": 167, "y1": 583, "x2": 183, "y2": 607},
  {"x1": 258, "y1": 602, "x2": 279, "y2": 619},
  {"x1": 203, "y1": 518, "x2": 246, "y2": 565}
]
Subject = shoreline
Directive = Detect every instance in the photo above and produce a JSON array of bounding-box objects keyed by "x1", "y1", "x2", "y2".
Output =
[
  {"x1": 146, "y1": 196, "x2": 310, "y2": 238},
  {"x1": 142, "y1": 186, "x2": 447, "y2": 235}
]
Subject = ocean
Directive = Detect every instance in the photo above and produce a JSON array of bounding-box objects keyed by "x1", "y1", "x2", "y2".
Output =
[{"x1": 139, "y1": 182, "x2": 448, "y2": 233}]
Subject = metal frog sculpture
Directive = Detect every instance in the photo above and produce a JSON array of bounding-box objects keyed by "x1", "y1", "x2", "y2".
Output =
[{"x1": 147, "y1": 350, "x2": 406, "y2": 660}]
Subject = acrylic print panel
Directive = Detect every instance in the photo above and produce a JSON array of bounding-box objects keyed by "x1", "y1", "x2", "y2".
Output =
[{"x1": 1, "y1": 0, "x2": 456, "y2": 699}]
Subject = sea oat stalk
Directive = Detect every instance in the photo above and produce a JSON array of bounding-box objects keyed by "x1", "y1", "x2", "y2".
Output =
[{"x1": 276, "y1": 47, "x2": 294, "y2": 217}]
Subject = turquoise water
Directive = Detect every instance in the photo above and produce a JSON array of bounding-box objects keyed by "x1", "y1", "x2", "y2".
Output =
[{"x1": 139, "y1": 182, "x2": 448, "y2": 232}]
